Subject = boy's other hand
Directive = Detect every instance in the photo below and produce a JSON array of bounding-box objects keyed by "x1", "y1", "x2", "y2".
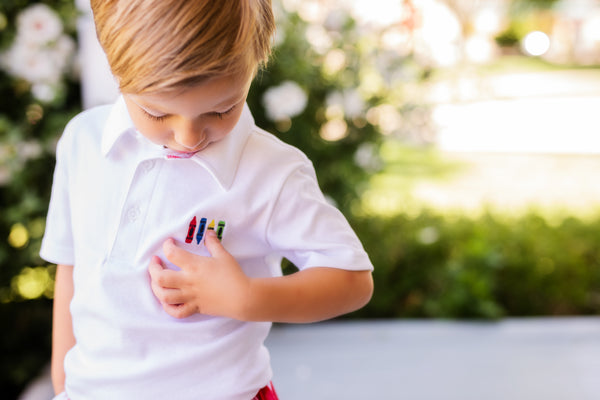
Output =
[{"x1": 148, "y1": 230, "x2": 251, "y2": 319}]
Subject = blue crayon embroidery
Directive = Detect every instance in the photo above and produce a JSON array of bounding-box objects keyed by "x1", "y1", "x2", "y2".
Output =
[{"x1": 196, "y1": 218, "x2": 207, "y2": 244}]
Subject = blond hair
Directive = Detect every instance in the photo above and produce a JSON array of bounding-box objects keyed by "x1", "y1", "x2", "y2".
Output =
[{"x1": 91, "y1": 0, "x2": 275, "y2": 94}]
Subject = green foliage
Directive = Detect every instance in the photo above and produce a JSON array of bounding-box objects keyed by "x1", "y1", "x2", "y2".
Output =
[
  {"x1": 0, "y1": 0, "x2": 80, "y2": 395},
  {"x1": 351, "y1": 211, "x2": 600, "y2": 320},
  {"x1": 0, "y1": 299, "x2": 52, "y2": 399},
  {"x1": 495, "y1": 0, "x2": 559, "y2": 46}
]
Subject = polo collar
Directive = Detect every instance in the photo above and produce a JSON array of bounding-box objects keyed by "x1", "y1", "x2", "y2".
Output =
[{"x1": 101, "y1": 95, "x2": 254, "y2": 191}]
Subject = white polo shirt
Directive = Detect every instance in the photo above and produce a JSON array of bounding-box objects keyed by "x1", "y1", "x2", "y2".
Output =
[{"x1": 41, "y1": 97, "x2": 373, "y2": 400}]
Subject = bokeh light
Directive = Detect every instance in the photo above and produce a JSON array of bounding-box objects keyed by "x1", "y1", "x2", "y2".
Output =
[
  {"x1": 522, "y1": 31, "x2": 551, "y2": 56},
  {"x1": 8, "y1": 223, "x2": 29, "y2": 248},
  {"x1": 12, "y1": 266, "x2": 54, "y2": 300}
]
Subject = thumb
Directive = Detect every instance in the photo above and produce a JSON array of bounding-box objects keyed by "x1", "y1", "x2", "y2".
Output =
[{"x1": 203, "y1": 229, "x2": 228, "y2": 258}]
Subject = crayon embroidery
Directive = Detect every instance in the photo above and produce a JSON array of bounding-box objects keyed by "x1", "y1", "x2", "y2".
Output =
[{"x1": 185, "y1": 217, "x2": 225, "y2": 244}]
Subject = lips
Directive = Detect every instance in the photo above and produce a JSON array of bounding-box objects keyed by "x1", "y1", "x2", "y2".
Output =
[{"x1": 163, "y1": 147, "x2": 201, "y2": 159}]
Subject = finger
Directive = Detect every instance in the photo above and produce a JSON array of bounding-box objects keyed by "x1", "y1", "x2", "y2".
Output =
[
  {"x1": 164, "y1": 302, "x2": 195, "y2": 319},
  {"x1": 163, "y1": 238, "x2": 203, "y2": 270},
  {"x1": 149, "y1": 261, "x2": 185, "y2": 289},
  {"x1": 148, "y1": 255, "x2": 165, "y2": 277},
  {"x1": 148, "y1": 256, "x2": 167, "y2": 288},
  {"x1": 156, "y1": 286, "x2": 187, "y2": 305},
  {"x1": 203, "y1": 229, "x2": 228, "y2": 258}
]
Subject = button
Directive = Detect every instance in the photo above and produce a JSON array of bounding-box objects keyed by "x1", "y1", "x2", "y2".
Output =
[
  {"x1": 126, "y1": 206, "x2": 141, "y2": 222},
  {"x1": 141, "y1": 160, "x2": 155, "y2": 172}
]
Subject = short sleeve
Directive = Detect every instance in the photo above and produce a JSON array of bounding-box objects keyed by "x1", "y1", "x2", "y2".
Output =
[
  {"x1": 265, "y1": 164, "x2": 373, "y2": 272},
  {"x1": 40, "y1": 132, "x2": 75, "y2": 265}
]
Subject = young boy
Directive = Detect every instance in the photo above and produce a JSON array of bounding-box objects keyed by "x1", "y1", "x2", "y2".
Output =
[{"x1": 41, "y1": 1, "x2": 374, "y2": 399}]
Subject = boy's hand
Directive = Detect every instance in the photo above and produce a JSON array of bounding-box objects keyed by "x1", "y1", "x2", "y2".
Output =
[{"x1": 148, "y1": 230, "x2": 250, "y2": 319}]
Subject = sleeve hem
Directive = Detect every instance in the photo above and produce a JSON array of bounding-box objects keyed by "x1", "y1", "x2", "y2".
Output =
[{"x1": 40, "y1": 241, "x2": 75, "y2": 266}]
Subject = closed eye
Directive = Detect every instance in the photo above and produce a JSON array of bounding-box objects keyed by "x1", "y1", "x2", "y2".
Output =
[
  {"x1": 138, "y1": 102, "x2": 238, "y2": 121},
  {"x1": 141, "y1": 109, "x2": 169, "y2": 122},
  {"x1": 209, "y1": 104, "x2": 237, "y2": 120}
]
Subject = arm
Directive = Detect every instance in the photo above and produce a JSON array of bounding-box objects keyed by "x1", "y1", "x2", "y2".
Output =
[
  {"x1": 52, "y1": 264, "x2": 76, "y2": 395},
  {"x1": 149, "y1": 230, "x2": 373, "y2": 322},
  {"x1": 244, "y1": 266, "x2": 373, "y2": 323}
]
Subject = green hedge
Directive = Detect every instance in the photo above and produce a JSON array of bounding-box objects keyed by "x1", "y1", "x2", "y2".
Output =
[{"x1": 351, "y1": 211, "x2": 600, "y2": 319}]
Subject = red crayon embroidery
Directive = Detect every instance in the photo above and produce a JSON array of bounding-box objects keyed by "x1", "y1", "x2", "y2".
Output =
[{"x1": 185, "y1": 216, "x2": 197, "y2": 243}]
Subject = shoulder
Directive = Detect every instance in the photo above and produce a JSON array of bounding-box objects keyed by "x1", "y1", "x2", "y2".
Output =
[
  {"x1": 61, "y1": 104, "x2": 112, "y2": 145},
  {"x1": 237, "y1": 126, "x2": 323, "y2": 202},
  {"x1": 245, "y1": 125, "x2": 312, "y2": 170},
  {"x1": 56, "y1": 104, "x2": 113, "y2": 162},
  {"x1": 59, "y1": 105, "x2": 112, "y2": 148},
  {"x1": 65, "y1": 104, "x2": 112, "y2": 133}
]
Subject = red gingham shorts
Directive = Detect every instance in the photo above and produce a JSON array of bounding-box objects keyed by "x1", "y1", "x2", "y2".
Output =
[
  {"x1": 56, "y1": 381, "x2": 278, "y2": 400},
  {"x1": 253, "y1": 382, "x2": 279, "y2": 400}
]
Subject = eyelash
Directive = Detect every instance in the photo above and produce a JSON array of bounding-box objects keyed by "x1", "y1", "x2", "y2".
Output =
[
  {"x1": 142, "y1": 105, "x2": 237, "y2": 122},
  {"x1": 143, "y1": 112, "x2": 167, "y2": 122},
  {"x1": 210, "y1": 105, "x2": 237, "y2": 120}
]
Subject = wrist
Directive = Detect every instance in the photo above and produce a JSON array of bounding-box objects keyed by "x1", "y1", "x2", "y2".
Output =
[{"x1": 236, "y1": 277, "x2": 260, "y2": 321}]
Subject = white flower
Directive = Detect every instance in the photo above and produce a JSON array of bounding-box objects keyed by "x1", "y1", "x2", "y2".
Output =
[
  {"x1": 2, "y1": 42, "x2": 62, "y2": 84},
  {"x1": 51, "y1": 35, "x2": 76, "y2": 73},
  {"x1": 262, "y1": 81, "x2": 308, "y2": 121},
  {"x1": 19, "y1": 140, "x2": 43, "y2": 161},
  {"x1": 354, "y1": 143, "x2": 381, "y2": 172},
  {"x1": 31, "y1": 82, "x2": 58, "y2": 103},
  {"x1": 326, "y1": 89, "x2": 365, "y2": 119},
  {"x1": 17, "y1": 4, "x2": 63, "y2": 45},
  {"x1": 305, "y1": 24, "x2": 333, "y2": 54},
  {"x1": 1, "y1": 33, "x2": 75, "y2": 86}
]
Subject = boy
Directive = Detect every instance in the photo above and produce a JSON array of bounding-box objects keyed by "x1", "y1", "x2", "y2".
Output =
[{"x1": 41, "y1": 1, "x2": 374, "y2": 399}]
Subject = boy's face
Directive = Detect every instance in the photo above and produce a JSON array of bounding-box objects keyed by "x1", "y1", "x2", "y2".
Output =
[{"x1": 123, "y1": 73, "x2": 253, "y2": 155}]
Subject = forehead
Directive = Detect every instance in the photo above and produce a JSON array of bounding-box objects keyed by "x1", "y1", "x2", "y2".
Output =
[{"x1": 131, "y1": 73, "x2": 253, "y2": 112}]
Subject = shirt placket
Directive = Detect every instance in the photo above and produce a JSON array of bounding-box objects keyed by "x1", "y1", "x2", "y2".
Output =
[{"x1": 109, "y1": 157, "x2": 160, "y2": 264}]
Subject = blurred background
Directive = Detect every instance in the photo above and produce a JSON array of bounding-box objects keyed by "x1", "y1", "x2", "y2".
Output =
[{"x1": 2, "y1": 0, "x2": 600, "y2": 397}]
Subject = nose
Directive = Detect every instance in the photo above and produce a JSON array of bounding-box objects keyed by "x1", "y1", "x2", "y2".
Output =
[{"x1": 173, "y1": 119, "x2": 205, "y2": 149}]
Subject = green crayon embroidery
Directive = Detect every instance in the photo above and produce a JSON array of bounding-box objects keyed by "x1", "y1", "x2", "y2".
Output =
[{"x1": 216, "y1": 221, "x2": 225, "y2": 241}]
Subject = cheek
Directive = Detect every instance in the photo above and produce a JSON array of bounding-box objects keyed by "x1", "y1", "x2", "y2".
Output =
[{"x1": 209, "y1": 114, "x2": 242, "y2": 140}]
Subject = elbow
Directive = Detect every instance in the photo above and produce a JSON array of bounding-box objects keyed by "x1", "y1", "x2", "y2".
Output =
[
  {"x1": 361, "y1": 271, "x2": 375, "y2": 308},
  {"x1": 350, "y1": 270, "x2": 374, "y2": 312}
]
